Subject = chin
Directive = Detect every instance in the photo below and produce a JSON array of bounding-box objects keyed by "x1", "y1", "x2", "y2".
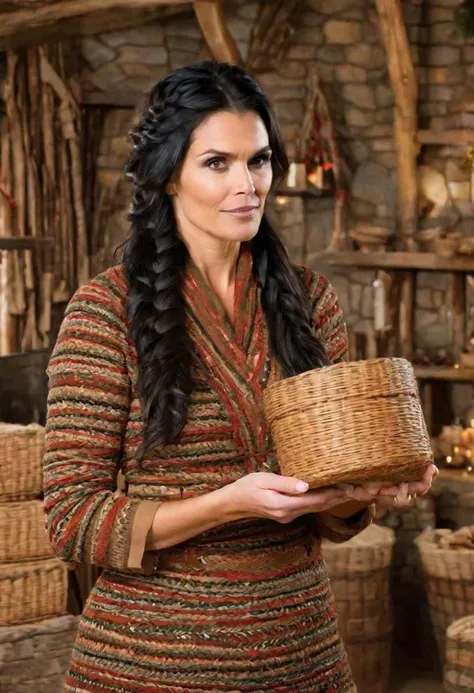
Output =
[{"x1": 224, "y1": 220, "x2": 261, "y2": 243}]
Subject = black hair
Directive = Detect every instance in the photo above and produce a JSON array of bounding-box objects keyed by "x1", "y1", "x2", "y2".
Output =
[{"x1": 123, "y1": 61, "x2": 327, "y2": 456}]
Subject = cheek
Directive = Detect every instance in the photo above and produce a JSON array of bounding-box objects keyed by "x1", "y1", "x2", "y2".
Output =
[
  {"x1": 180, "y1": 167, "x2": 226, "y2": 211},
  {"x1": 253, "y1": 168, "x2": 273, "y2": 196}
]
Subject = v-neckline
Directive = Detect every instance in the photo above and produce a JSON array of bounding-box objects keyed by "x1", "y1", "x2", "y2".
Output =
[{"x1": 186, "y1": 243, "x2": 255, "y2": 349}]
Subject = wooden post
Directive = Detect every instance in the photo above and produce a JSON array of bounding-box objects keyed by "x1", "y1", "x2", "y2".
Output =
[
  {"x1": 375, "y1": 0, "x2": 419, "y2": 251},
  {"x1": 376, "y1": 0, "x2": 419, "y2": 362},
  {"x1": 399, "y1": 270, "x2": 415, "y2": 360},
  {"x1": 449, "y1": 273, "x2": 467, "y2": 362}
]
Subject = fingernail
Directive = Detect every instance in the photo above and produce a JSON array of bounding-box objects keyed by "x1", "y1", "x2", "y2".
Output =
[
  {"x1": 338, "y1": 483, "x2": 355, "y2": 493},
  {"x1": 295, "y1": 481, "x2": 309, "y2": 492}
]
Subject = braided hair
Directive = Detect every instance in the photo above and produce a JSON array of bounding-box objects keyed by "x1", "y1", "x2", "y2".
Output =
[{"x1": 123, "y1": 61, "x2": 328, "y2": 457}]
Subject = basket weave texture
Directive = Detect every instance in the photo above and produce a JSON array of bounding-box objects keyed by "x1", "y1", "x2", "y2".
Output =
[
  {"x1": 0, "y1": 557, "x2": 68, "y2": 625},
  {"x1": 0, "y1": 423, "x2": 44, "y2": 502},
  {"x1": 323, "y1": 524, "x2": 395, "y2": 693},
  {"x1": 415, "y1": 529, "x2": 474, "y2": 659},
  {"x1": 0, "y1": 500, "x2": 53, "y2": 563},
  {"x1": 444, "y1": 615, "x2": 474, "y2": 693},
  {"x1": 263, "y1": 357, "x2": 433, "y2": 489}
]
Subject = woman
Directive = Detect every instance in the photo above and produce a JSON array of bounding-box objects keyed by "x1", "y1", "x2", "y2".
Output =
[{"x1": 44, "y1": 62, "x2": 435, "y2": 693}]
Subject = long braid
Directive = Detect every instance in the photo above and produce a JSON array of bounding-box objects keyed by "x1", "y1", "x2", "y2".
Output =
[
  {"x1": 124, "y1": 94, "x2": 193, "y2": 456},
  {"x1": 252, "y1": 218, "x2": 328, "y2": 376}
]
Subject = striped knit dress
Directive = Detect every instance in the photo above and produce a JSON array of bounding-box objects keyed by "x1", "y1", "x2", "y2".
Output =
[{"x1": 44, "y1": 247, "x2": 372, "y2": 693}]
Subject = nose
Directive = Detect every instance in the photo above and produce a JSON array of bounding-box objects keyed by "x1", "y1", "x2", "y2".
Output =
[{"x1": 232, "y1": 163, "x2": 256, "y2": 195}]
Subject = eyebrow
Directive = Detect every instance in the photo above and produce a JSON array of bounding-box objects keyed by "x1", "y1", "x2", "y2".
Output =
[{"x1": 197, "y1": 146, "x2": 272, "y2": 158}]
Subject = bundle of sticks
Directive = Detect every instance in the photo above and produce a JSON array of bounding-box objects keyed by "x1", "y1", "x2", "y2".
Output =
[{"x1": 0, "y1": 43, "x2": 91, "y2": 353}]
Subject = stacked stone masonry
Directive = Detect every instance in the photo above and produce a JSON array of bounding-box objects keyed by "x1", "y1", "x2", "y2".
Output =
[{"x1": 81, "y1": 0, "x2": 474, "y2": 417}]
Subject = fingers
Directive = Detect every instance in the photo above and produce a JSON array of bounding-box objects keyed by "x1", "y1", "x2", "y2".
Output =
[{"x1": 256, "y1": 473, "x2": 310, "y2": 495}]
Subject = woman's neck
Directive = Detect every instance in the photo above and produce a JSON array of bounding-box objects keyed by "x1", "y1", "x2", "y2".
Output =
[{"x1": 186, "y1": 237, "x2": 241, "y2": 294}]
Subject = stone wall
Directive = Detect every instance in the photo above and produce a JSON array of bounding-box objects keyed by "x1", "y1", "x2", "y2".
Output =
[{"x1": 80, "y1": 0, "x2": 474, "y2": 418}]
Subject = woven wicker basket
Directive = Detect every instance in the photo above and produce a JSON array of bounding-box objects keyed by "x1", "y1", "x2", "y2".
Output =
[
  {"x1": 323, "y1": 524, "x2": 395, "y2": 693},
  {"x1": 0, "y1": 422, "x2": 44, "y2": 502},
  {"x1": 444, "y1": 615, "x2": 474, "y2": 693},
  {"x1": 263, "y1": 357, "x2": 433, "y2": 489},
  {"x1": 0, "y1": 500, "x2": 53, "y2": 562},
  {"x1": 0, "y1": 557, "x2": 68, "y2": 625},
  {"x1": 415, "y1": 529, "x2": 474, "y2": 660}
]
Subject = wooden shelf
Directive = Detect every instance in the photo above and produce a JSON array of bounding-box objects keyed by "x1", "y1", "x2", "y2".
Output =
[
  {"x1": 275, "y1": 187, "x2": 333, "y2": 199},
  {"x1": 414, "y1": 366, "x2": 474, "y2": 382},
  {"x1": 311, "y1": 251, "x2": 474, "y2": 272},
  {"x1": 0, "y1": 237, "x2": 54, "y2": 250}
]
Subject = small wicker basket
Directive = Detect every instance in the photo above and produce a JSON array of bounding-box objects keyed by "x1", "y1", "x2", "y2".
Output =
[
  {"x1": 0, "y1": 557, "x2": 68, "y2": 625},
  {"x1": 323, "y1": 524, "x2": 395, "y2": 693},
  {"x1": 415, "y1": 529, "x2": 474, "y2": 659},
  {"x1": 0, "y1": 422, "x2": 44, "y2": 502},
  {"x1": 444, "y1": 615, "x2": 474, "y2": 693},
  {"x1": 263, "y1": 357, "x2": 433, "y2": 488},
  {"x1": 0, "y1": 500, "x2": 53, "y2": 562}
]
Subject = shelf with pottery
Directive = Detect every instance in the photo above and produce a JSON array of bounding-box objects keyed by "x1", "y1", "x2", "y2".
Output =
[{"x1": 310, "y1": 250, "x2": 474, "y2": 273}]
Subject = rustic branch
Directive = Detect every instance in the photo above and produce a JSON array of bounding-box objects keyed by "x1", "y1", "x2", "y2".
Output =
[
  {"x1": 246, "y1": 0, "x2": 300, "y2": 73},
  {"x1": 0, "y1": 0, "x2": 189, "y2": 40},
  {"x1": 193, "y1": 0, "x2": 242, "y2": 65}
]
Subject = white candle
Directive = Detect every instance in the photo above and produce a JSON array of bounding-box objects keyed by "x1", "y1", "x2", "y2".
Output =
[{"x1": 373, "y1": 278, "x2": 386, "y2": 332}]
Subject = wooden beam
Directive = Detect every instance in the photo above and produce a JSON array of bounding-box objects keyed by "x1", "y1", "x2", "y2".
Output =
[
  {"x1": 0, "y1": 236, "x2": 54, "y2": 250},
  {"x1": 376, "y1": 0, "x2": 419, "y2": 252},
  {"x1": 418, "y1": 129, "x2": 474, "y2": 146},
  {"x1": 193, "y1": 0, "x2": 243, "y2": 65},
  {"x1": 0, "y1": 4, "x2": 193, "y2": 50},
  {"x1": 309, "y1": 251, "x2": 474, "y2": 273},
  {"x1": 0, "y1": 0, "x2": 189, "y2": 40}
]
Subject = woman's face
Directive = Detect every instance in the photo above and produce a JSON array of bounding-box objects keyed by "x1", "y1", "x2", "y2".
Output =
[{"x1": 168, "y1": 110, "x2": 273, "y2": 248}]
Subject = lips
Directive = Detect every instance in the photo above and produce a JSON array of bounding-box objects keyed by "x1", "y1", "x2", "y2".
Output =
[{"x1": 224, "y1": 205, "x2": 259, "y2": 213}]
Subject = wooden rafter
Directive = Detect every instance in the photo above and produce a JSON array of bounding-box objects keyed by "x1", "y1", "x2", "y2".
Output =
[
  {"x1": 0, "y1": 4, "x2": 193, "y2": 50},
  {"x1": 193, "y1": 0, "x2": 242, "y2": 65},
  {"x1": 0, "y1": 0, "x2": 189, "y2": 42}
]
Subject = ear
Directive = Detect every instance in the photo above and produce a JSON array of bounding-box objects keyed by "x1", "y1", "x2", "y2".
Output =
[{"x1": 166, "y1": 181, "x2": 176, "y2": 196}]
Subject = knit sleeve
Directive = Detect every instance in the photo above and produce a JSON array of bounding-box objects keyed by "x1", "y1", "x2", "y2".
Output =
[
  {"x1": 306, "y1": 269, "x2": 373, "y2": 542},
  {"x1": 43, "y1": 273, "x2": 160, "y2": 575},
  {"x1": 307, "y1": 270, "x2": 348, "y2": 365}
]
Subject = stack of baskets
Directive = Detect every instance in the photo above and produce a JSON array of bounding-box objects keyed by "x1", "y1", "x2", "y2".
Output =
[
  {"x1": 323, "y1": 524, "x2": 395, "y2": 693},
  {"x1": 415, "y1": 528, "x2": 474, "y2": 661},
  {"x1": 0, "y1": 422, "x2": 68, "y2": 627}
]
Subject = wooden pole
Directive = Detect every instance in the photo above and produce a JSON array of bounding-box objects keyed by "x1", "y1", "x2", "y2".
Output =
[
  {"x1": 450, "y1": 273, "x2": 467, "y2": 362},
  {"x1": 375, "y1": 0, "x2": 419, "y2": 251},
  {"x1": 376, "y1": 0, "x2": 419, "y2": 362},
  {"x1": 193, "y1": 0, "x2": 243, "y2": 65}
]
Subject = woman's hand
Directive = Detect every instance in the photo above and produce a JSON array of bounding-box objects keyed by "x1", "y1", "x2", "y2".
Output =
[
  {"x1": 223, "y1": 472, "x2": 349, "y2": 524},
  {"x1": 338, "y1": 463, "x2": 438, "y2": 510}
]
